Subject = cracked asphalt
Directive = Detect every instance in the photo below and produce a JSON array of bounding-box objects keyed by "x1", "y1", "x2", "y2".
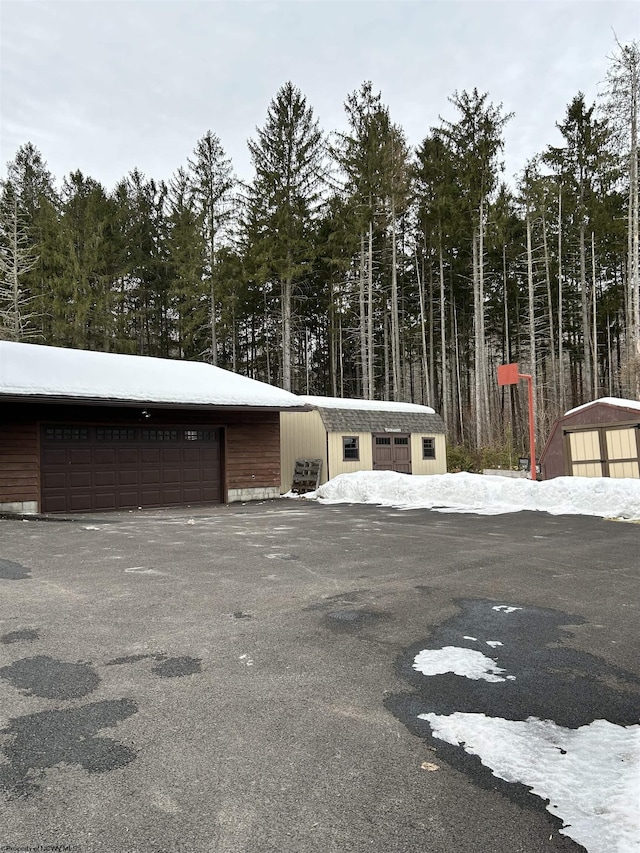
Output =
[{"x1": 0, "y1": 499, "x2": 638, "y2": 853}]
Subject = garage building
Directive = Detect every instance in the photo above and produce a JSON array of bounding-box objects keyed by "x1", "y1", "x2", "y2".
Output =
[
  {"x1": 280, "y1": 395, "x2": 447, "y2": 492},
  {"x1": 0, "y1": 342, "x2": 306, "y2": 514},
  {"x1": 540, "y1": 397, "x2": 640, "y2": 480}
]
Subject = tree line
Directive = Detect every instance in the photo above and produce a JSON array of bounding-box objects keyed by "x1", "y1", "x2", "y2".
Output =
[{"x1": 1, "y1": 39, "x2": 638, "y2": 458}]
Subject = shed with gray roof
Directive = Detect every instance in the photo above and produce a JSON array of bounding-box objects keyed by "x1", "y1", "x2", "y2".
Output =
[{"x1": 280, "y1": 395, "x2": 447, "y2": 492}]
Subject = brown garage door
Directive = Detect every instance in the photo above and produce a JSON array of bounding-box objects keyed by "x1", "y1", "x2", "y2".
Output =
[
  {"x1": 41, "y1": 425, "x2": 221, "y2": 513},
  {"x1": 372, "y1": 433, "x2": 411, "y2": 473}
]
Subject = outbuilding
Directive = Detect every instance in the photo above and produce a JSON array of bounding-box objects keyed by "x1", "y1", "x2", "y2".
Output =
[
  {"x1": 0, "y1": 341, "x2": 306, "y2": 514},
  {"x1": 540, "y1": 397, "x2": 640, "y2": 480},
  {"x1": 280, "y1": 395, "x2": 447, "y2": 492}
]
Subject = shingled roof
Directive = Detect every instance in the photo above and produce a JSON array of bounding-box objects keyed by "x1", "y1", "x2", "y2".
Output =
[{"x1": 299, "y1": 395, "x2": 446, "y2": 434}]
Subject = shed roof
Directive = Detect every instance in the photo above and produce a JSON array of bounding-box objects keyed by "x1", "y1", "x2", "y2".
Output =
[
  {"x1": 564, "y1": 397, "x2": 640, "y2": 416},
  {"x1": 298, "y1": 395, "x2": 446, "y2": 434},
  {"x1": 0, "y1": 342, "x2": 306, "y2": 410}
]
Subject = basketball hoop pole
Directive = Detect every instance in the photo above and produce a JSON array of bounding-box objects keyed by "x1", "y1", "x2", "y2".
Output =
[{"x1": 497, "y1": 363, "x2": 536, "y2": 480}]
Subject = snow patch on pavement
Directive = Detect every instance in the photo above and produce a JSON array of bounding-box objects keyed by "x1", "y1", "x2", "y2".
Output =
[
  {"x1": 418, "y1": 712, "x2": 640, "y2": 853},
  {"x1": 413, "y1": 646, "x2": 510, "y2": 682}
]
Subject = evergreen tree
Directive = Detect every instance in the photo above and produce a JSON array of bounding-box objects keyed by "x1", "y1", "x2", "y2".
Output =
[
  {"x1": 165, "y1": 167, "x2": 207, "y2": 359},
  {"x1": 246, "y1": 81, "x2": 326, "y2": 391},
  {"x1": 188, "y1": 131, "x2": 234, "y2": 365}
]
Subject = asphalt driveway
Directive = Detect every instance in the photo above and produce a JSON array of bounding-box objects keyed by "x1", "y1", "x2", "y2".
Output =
[{"x1": 0, "y1": 500, "x2": 639, "y2": 853}]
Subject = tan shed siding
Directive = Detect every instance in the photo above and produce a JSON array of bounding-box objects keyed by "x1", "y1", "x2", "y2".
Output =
[
  {"x1": 569, "y1": 430, "x2": 601, "y2": 463},
  {"x1": 571, "y1": 462, "x2": 604, "y2": 477},
  {"x1": 609, "y1": 460, "x2": 640, "y2": 478},
  {"x1": 0, "y1": 422, "x2": 39, "y2": 505},
  {"x1": 606, "y1": 428, "x2": 637, "y2": 461},
  {"x1": 328, "y1": 431, "x2": 373, "y2": 477},
  {"x1": 411, "y1": 434, "x2": 447, "y2": 475},
  {"x1": 225, "y1": 414, "x2": 281, "y2": 492},
  {"x1": 279, "y1": 411, "x2": 327, "y2": 492}
]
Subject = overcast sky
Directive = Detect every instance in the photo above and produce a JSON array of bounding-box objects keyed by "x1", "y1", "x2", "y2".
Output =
[{"x1": 1, "y1": 0, "x2": 638, "y2": 192}]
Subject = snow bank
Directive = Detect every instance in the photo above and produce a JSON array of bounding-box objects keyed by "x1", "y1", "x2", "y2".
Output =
[{"x1": 306, "y1": 471, "x2": 640, "y2": 520}]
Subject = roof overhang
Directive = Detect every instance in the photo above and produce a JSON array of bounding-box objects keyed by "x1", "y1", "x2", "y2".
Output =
[{"x1": 0, "y1": 393, "x2": 311, "y2": 413}]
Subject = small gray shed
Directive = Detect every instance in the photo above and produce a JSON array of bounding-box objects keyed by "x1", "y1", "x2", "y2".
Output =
[{"x1": 280, "y1": 395, "x2": 447, "y2": 492}]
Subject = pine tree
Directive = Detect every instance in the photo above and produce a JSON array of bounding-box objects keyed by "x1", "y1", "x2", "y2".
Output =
[
  {"x1": 187, "y1": 132, "x2": 234, "y2": 365},
  {"x1": 246, "y1": 82, "x2": 326, "y2": 391},
  {"x1": 437, "y1": 89, "x2": 512, "y2": 446},
  {"x1": 165, "y1": 167, "x2": 207, "y2": 359},
  {"x1": 4, "y1": 143, "x2": 63, "y2": 342}
]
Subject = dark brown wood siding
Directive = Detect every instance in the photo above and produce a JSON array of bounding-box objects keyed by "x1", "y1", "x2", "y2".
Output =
[
  {"x1": 225, "y1": 413, "x2": 280, "y2": 490},
  {"x1": 0, "y1": 420, "x2": 39, "y2": 504},
  {"x1": 1, "y1": 402, "x2": 282, "y2": 509},
  {"x1": 540, "y1": 404, "x2": 640, "y2": 479}
]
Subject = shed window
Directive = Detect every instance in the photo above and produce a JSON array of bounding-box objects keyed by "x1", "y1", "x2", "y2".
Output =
[
  {"x1": 376, "y1": 436, "x2": 391, "y2": 445},
  {"x1": 343, "y1": 436, "x2": 359, "y2": 461},
  {"x1": 422, "y1": 437, "x2": 436, "y2": 459},
  {"x1": 394, "y1": 436, "x2": 409, "y2": 445}
]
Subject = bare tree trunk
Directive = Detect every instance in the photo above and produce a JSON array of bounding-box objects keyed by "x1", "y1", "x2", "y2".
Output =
[
  {"x1": 473, "y1": 229, "x2": 481, "y2": 448},
  {"x1": 526, "y1": 214, "x2": 538, "y2": 433},
  {"x1": 630, "y1": 69, "x2": 640, "y2": 392},
  {"x1": 439, "y1": 243, "x2": 448, "y2": 426},
  {"x1": 339, "y1": 310, "x2": 344, "y2": 396},
  {"x1": 390, "y1": 200, "x2": 401, "y2": 400},
  {"x1": 454, "y1": 300, "x2": 464, "y2": 444},
  {"x1": 264, "y1": 289, "x2": 271, "y2": 385},
  {"x1": 478, "y1": 199, "x2": 490, "y2": 442},
  {"x1": 558, "y1": 186, "x2": 565, "y2": 411},
  {"x1": 579, "y1": 222, "x2": 591, "y2": 400},
  {"x1": 415, "y1": 248, "x2": 430, "y2": 406},
  {"x1": 592, "y1": 232, "x2": 599, "y2": 399},
  {"x1": 542, "y1": 209, "x2": 557, "y2": 409},
  {"x1": 282, "y1": 266, "x2": 292, "y2": 391},
  {"x1": 330, "y1": 281, "x2": 338, "y2": 398},
  {"x1": 383, "y1": 311, "x2": 390, "y2": 400},
  {"x1": 367, "y1": 221, "x2": 374, "y2": 398},
  {"x1": 359, "y1": 233, "x2": 369, "y2": 399}
]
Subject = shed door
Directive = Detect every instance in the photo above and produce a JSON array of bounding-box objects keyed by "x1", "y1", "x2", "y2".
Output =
[
  {"x1": 568, "y1": 430, "x2": 603, "y2": 477},
  {"x1": 566, "y1": 425, "x2": 640, "y2": 479},
  {"x1": 605, "y1": 427, "x2": 640, "y2": 478},
  {"x1": 372, "y1": 434, "x2": 411, "y2": 473},
  {"x1": 41, "y1": 425, "x2": 221, "y2": 513}
]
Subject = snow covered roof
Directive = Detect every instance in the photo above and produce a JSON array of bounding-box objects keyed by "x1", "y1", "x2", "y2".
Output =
[
  {"x1": 300, "y1": 395, "x2": 436, "y2": 414},
  {"x1": 298, "y1": 395, "x2": 445, "y2": 434},
  {"x1": 564, "y1": 397, "x2": 640, "y2": 416},
  {"x1": 0, "y1": 342, "x2": 306, "y2": 409}
]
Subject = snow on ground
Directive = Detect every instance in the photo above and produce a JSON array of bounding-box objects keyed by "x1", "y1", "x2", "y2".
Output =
[
  {"x1": 413, "y1": 646, "x2": 512, "y2": 682},
  {"x1": 305, "y1": 471, "x2": 640, "y2": 520},
  {"x1": 419, "y1": 711, "x2": 640, "y2": 853}
]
